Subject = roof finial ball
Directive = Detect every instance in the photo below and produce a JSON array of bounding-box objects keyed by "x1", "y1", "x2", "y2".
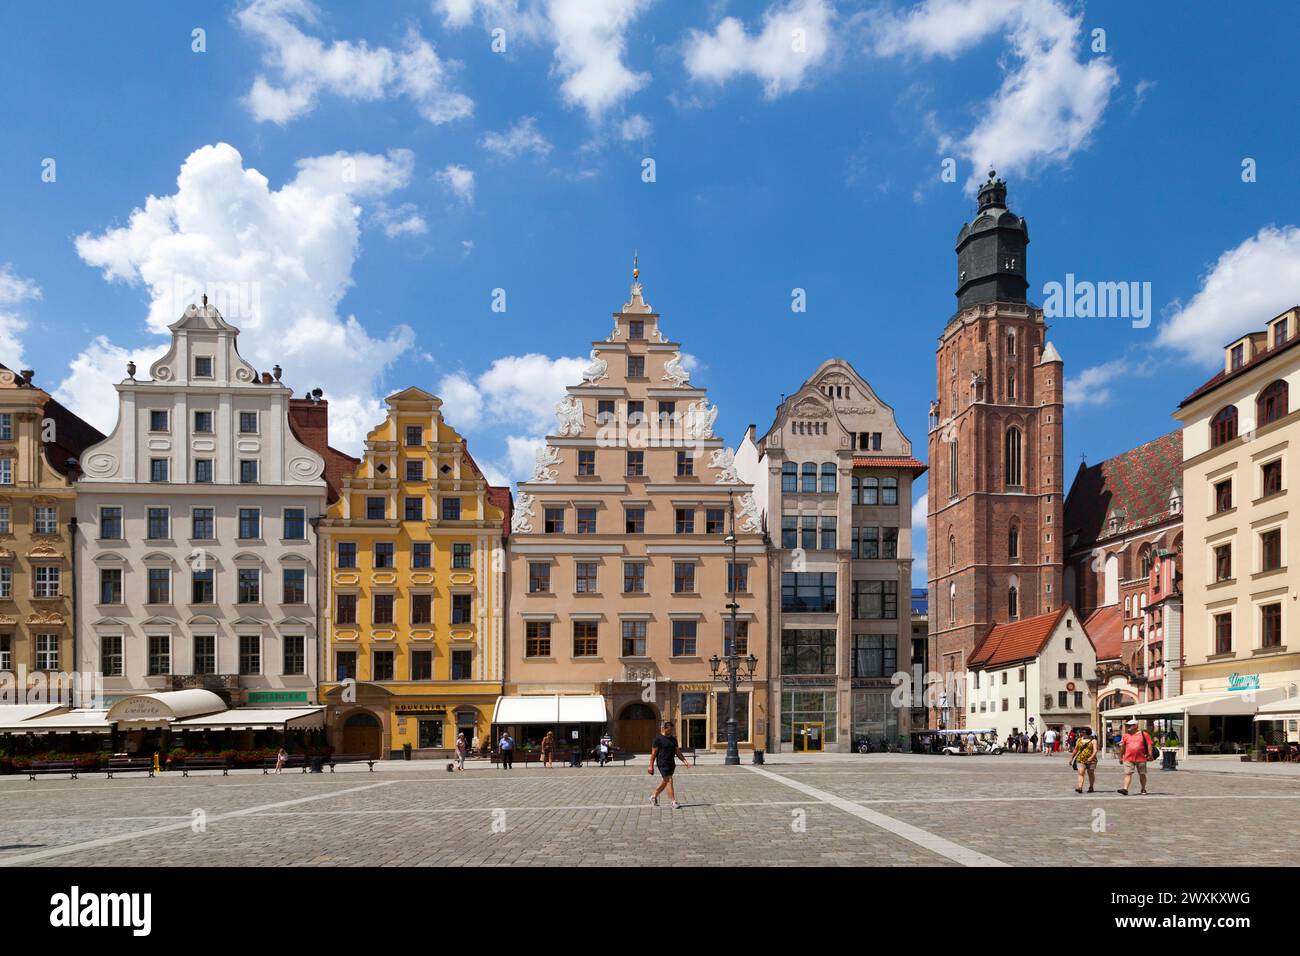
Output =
[{"x1": 632, "y1": 250, "x2": 639, "y2": 282}]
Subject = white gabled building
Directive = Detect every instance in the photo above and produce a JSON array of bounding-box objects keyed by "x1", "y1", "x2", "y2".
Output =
[
  {"x1": 75, "y1": 301, "x2": 328, "y2": 705},
  {"x1": 964, "y1": 605, "x2": 1097, "y2": 742}
]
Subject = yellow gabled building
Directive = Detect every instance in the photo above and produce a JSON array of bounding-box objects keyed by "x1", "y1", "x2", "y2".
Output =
[{"x1": 318, "y1": 388, "x2": 511, "y2": 758}]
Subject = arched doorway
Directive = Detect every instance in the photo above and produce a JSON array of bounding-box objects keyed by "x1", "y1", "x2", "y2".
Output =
[
  {"x1": 341, "y1": 710, "x2": 383, "y2": 758},
  {"x1": 617, "y1": 702, "x2": 658, "y2": 753}
]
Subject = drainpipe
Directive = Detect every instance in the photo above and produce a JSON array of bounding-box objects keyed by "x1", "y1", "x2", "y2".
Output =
[
  {"x1": 311, "y1": 516, "x2": 322, "y2": 707},
  {"x1": 68, "y1": 515, "x2": 79, "y2": 704}
]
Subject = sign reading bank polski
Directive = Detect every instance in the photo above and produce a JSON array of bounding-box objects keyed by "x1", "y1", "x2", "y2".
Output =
[{"x1": 1042, "y1": 274, "x2": 1152, "y2": 329}]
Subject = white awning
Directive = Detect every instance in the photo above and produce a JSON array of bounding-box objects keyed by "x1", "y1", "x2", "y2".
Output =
[
  {"x1": 9, "y1": 709, "x2": 113, "y2": 733},
  {"x1": 1102, "y1": 686, "x2": 1290, "y2": 720},
  {"x1": 1253, "y1": 696, "x2": 1300, "y2": 722},
  {"x1": 172, "y1": 707, "x2": 325, "y2": 731},
  {"x1": 107, "y1": 689, "x2": 227, "y2": 724},
  {"x1": 0, "y1": 704, "x2": 64, "y2": 730},
  {"x1": 559, "y1": 695, "x2": 608, "y2": 723},
  {"x1": 493, "y1": 695, "x2": 607, "y2": 724}
]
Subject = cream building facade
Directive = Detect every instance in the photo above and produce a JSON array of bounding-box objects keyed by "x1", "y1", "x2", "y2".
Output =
[
  {"x1": 503, "y1": 270, "x2": 769, "y2": 754},
  {"x1": 1173, "y1": 307, "x2": 1300, "y2": 734},
  {"x1": 75, "y1": 302, "x2": 327, "y2": 705}
]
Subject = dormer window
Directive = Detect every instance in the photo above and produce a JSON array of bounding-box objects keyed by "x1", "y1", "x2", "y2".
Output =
[
  {"x1": 1274, "y1": 319, "x2": 1290, "y2": 349},
  {"x1": 1230, "y1": 343, "x2": 1245, "y2": 371},
  {"x1": 194, "y1": 356, "x2": 213, "y2": 378}
]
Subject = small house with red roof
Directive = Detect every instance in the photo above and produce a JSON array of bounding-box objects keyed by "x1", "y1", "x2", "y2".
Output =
[{"x1": 964, "y1": 605, "x2": 1096, "y2": 742}]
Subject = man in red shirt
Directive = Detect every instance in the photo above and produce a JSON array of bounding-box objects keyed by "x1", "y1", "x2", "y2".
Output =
[{"x1": 1117, "y1": 718, "x2": 1153, "y2": 795}]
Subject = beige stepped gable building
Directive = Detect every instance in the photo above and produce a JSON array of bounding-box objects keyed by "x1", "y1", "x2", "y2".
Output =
[
  {"x1": 735, "y1": 360, "x2": 926, "y2": 752},
  {"x1": 1160, "y1": 306, "x2": 1300, "y2": 749},
  {"x1": 502, "y1": 266, "x2": 769, "y2": 755}
]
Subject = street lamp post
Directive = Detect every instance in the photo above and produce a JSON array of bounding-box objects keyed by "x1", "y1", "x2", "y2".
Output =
[{"x1": 710, "y1": 491, "x2": 758, "y2": 766}]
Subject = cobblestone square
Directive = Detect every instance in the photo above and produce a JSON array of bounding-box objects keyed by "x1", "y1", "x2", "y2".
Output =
[{"x1": 1, "y1": 754, "x2": 1296, "y2": 867}]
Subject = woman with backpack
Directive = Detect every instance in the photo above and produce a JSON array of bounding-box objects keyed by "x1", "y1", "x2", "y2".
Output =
[{"x1": 1071, "y1": 728, "x2": 1098, "y2": 793}]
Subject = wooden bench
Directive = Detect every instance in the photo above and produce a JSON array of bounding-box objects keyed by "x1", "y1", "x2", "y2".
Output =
[
  {"x1": 178, "y1": 757, "x2": 229, "y2": 776},
  {"x1": 27, "y1": 760, "x2": 79, "y2": 780},
  {"x1": 326, "y1": 753, "x2": 376, "y2": 772},
  {"x1": 262, "y1": 754, "x2": 311, "y2": 774},
  {"x1": 105, "y1": 757, "x2": 154, "y2": 779},
  {"x1": 591, "y1": 748, "x2": 635, "y2": 766}
]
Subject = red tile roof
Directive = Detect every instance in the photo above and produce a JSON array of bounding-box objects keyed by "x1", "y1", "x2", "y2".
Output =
[
  {"x1": 851, "y1": 456, "x2": 927, "y2": 475},
  {"x1": 1064, "y1": 430, "x2": 1181, "y2": 548},
  {"x1": 1178, "y1": 316, "x2": 1300, "y2": 408},
  {"x1": 968, "y1": 607, "x2": 1069, "y2": 668},
  {"x1": 461, "y1": 441, "x2": 512, "y2": 536},
  {"x1": 1084, "y1": 605, "x2": 1124, "y2": 661}
]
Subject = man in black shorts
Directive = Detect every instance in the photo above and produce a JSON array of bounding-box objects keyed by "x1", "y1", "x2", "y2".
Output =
[{"x1": 648, "y1": 721, "x2": 688, "y2": 809}]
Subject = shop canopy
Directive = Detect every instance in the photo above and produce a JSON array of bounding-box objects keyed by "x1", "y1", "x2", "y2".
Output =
[
  {"x1": 0, "y1": 704, "x2": 65, "y2": 730},
  {"x1": 172, "y1": 707, "x2": 325, "y2": 732},
  {"x1": 4, "y1": 710, "x2": 113, "y2": 734},
  {"x1": 1102, "y1": 686, "x2": 1290, "y2": 720},
  {"x1": 106, "y1": 689, "x2": 227, "y2": 726},
  {"x1": 1253, "y1": 697, "x2": 1300, "y2": 722},
  {"x1": 493, "y1": 695, "x2": 608, "y2": 725}
]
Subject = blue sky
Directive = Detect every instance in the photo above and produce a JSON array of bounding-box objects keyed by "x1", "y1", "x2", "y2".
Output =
[{"x1": 2, "y1": 0, "x2": 1299, "y2": 586}]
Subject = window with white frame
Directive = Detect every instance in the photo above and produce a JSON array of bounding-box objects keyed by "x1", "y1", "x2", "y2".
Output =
[
  {"x1": 0, "y1": 504, "x2": 9, "y2": 533},
  {"x1": 0, "y1": 633, "x2": 10, "y2": 671},
  {"x1": 0, "y1": 565, "x2": 10, "y2": 599},
  {"x1": 0, "y1": 413, "x2": 11, "y2": 440},
  {"x1": 33, "y1": 565, "x2": 59, "y2": 598},
  {"x1": 34, "y1": 505, "x2": 57, "y2": 534},
  {"x1": 35, "y1": 633, "x2": 58, "y2": 671},
  {"x1": 0, "y1": 459, "x2": 12, "y2": 485},
  {"x1": 147, "y1": 635, "x2": 170, "y2": 676},
  {"x1": 100, "y1": 635, "x2": 123, "y2": 677}
]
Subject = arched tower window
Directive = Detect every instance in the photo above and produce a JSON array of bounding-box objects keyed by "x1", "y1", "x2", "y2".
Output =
[
  {"x1": 949, "y1": 535, "x2": 957, "y2": 571},
  {"x1": 1005, "y1": 427, "x2": 1023, "y2": 487},
  {"x1": 948, "y1": 439, "x2": 959, "y2": 498},
  {"x1": 1210, "y1": 405, "x2": 1238, "y2": 447},
  {"x1": 1008, "y1": 524, "x2": 1019, "y2": 560},
  {"x1": 1008, "y1": 585, "x2": 1019, "y2": 620}
]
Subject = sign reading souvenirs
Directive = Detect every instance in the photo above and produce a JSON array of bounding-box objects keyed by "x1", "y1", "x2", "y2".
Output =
[{"x1": 395, "y1": 703, "x2": 448, "y2": 715}]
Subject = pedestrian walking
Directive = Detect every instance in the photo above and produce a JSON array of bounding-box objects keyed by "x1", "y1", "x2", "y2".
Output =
[
  {"x1": 965, "y1": 730, "x2": 977, "y2": 754},
  {"x1": 648, "y1": 721, "x2": 689, "y2": 809},
  {"x1": 454, "y1": 732, "x2": 467, "y2": 771},
  {"x1": 598, "y1": 732, "x2": 613, "y2": 766},
  {"x1": 498, "y1": 731, "x2": 514, "y2": 770},
  {"x1": 274, "y1": 746, "x2": 287, "y2": 774},
  {"x1": 541, "y1": 730, "x2": 555, "y2": 768},
  {"x1": 471, "y1": 732, "x2": 481, "y2": 756},
  {"x1": 1030, "y1": 731, "x2": 1039, "y2": 753},
  {"x1": 1043, "y1": 728, "x2": 1055, "y2": 755},
  {"x1": 1117, "y1": 719, "x2": 1153, "y2": 795},
  {"x1": 1071, "y1": 727, "x2": 1098, "y2": 793}
]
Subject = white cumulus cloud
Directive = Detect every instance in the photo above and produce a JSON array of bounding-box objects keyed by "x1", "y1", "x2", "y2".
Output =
[
  {"x1": 440, "y1": 0, "x2": 651, "y2": 119},
  {"x1": 63, "y1": 142, "x2": 416, "y2": 451},
  {"x1": 1064, "y1": 358, "x2": 1129, "y2": 408},
  {"x1": 480, "y1": 116, "x2": 554, "y2": 159},
  {"x1": 874, "y1": 0, "x2": 1118, "y2": 190},
  {"x1": 238, "y1": 0, "x2": 473, "y2": 125},
  {"x1": 1157, "y1": 225, "x2": 1300, "y2": 366},
  {"x1": 436, "y1": 163, "x2": 476, "y2": 203},
  {"x1": 0, "y1": 264, "x2": 41, "y2": 369},
  {"x1": 683, "y1": 0, "x2": 836, "y2": 98}
]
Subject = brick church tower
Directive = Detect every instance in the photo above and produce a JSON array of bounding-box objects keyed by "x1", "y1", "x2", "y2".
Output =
[{"x1": 927, "y1": 172, "x2": 1065, "y2": 729}]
